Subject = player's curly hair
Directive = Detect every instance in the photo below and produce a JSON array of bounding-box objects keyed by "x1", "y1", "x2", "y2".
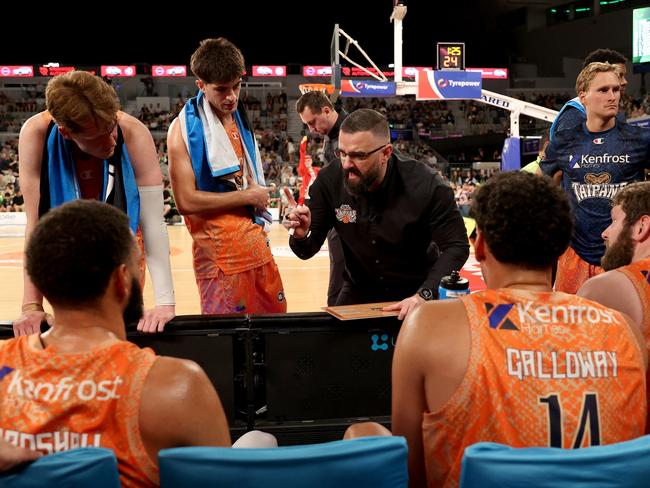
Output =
[
  {"x1": 470, "y1": 172, "x2": 573, "y2": 269},
  {"x1": 582, "y1": 48, "x2": 627, "y2": 69},
  {"x1": 26, "y1": 200, "x2": 135, "y2": 307}
]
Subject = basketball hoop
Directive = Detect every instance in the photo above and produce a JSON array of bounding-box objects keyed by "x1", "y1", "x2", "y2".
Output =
[{"x1": 298, "y1": 83, "x2": 335, "y2": 95}]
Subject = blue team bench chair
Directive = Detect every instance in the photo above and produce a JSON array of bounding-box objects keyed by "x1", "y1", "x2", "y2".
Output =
[
  {"x1": 159, "y1": 436, "x2": 408, "y2": 488},
  {"x1": 460, "y1": 435, "x2": 650, "y2": 488},
  {"x1": 0, "y1": 447, "x2": 120, "y2": 487}
]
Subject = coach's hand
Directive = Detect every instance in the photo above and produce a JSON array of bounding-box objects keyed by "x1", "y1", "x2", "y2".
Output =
[
  {"x1": 383, "y1": 294, "x2": 425, "y2": 321},
  {"x1": 282, "y1": 187, "x2": 311, "y2": 239}
]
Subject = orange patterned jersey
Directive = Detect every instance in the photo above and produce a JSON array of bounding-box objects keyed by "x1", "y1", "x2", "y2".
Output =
[
  {"x1": 0, "y1": 337, "x2": 158, "y2": 487},
  {"x1": 185, "y1": 120, "x2": 273, "y2": 278},
  {"x1": 616, "y1": 258, "x2": 650, "y2": 350},
  {"x1": 422, "y1": 288, "x2": 646, "y2": 488},
  {"x1": 616, "y1": 257, "x2": 650, "y2": 431}
]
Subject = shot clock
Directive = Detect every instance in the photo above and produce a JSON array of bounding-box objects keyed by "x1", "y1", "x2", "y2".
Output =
[{"x1": 437, "y1": 42, "x2": 465, "y2": 71}]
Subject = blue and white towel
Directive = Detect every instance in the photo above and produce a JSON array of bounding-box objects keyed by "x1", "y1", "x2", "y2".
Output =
[
  {"x1": 45, "y1": 125, "x2": 140, "y2": 232},
  {"x1": 178, "y1": 92, "x2": 271, "y2": 229}
]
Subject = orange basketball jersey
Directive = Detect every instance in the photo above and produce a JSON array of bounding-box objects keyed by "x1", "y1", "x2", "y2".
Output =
[
  {"x1": 184, "y1": 119, "x2": 272, "y2": 278},
  {"x1": 0, "y1": 336, "x2": 158, "y2": 487},
  {"x1": 616, "y1": 257, "x2": 650, "y2": 431},
  {"x1": 616, "y1": 258, "x2": 650, "y2": 349},
  {"x1": 422, "y1": 288, "x2": 646, "y2": 488}
]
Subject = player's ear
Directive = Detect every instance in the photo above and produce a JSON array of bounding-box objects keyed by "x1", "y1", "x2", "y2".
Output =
[
  {"x1": 578, "y1": 90, "x2": 587, "y2": 106},
  {"x1": 633, "y1": 215, "x2": 650, "y2": 243},
  {"x1": 474, "y1": 230, "x2": 486, "y2": 261},
  {"x1": 111, "y1": 264, "x2": 130, "y2": 302}
]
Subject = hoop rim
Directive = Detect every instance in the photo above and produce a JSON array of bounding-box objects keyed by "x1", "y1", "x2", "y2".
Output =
[{"x1": 298, "y1": 83, "x2": 334, "y2": 95}]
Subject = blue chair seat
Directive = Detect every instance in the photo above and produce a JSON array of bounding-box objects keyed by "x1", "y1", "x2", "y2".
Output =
[
  {"x1": 160, "y1": 436, "x2": 408, "y2": 488},
  {"x1": 460, "y1": 435, "x2": 650, "y2": 488},
  {"x1": 0, "y1": 447, "x2": 120, "y2": 487}
]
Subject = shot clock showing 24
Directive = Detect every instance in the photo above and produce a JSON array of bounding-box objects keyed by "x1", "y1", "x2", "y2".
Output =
[{"x1": 437, "y1": 42, "x2": 465, "y2": 70}]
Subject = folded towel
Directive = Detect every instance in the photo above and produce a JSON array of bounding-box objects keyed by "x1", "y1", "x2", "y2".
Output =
[{"x1": 179, "y1": 92, "x2": 271, "y2": 229}]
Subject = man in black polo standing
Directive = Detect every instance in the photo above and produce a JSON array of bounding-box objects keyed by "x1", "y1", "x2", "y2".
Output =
[{"x1": 285, "y1": 109, "x2": 469, "y2": 319}]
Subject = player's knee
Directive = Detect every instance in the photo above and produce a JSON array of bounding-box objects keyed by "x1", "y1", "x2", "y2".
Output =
[
  {"x1": 343, "y1": 422, "x2": 392, "y2": 440},
  {"x1": 232, "y1": 430, "x2": 278, "y2": 448}
]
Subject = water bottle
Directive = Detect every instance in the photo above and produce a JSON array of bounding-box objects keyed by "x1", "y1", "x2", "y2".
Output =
[{"x1": 438, "y1": 270, "x2": 470, "y2": 299}]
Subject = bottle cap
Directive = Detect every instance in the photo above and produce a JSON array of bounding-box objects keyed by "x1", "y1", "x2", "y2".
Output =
[{"x1": 439, "y1": 270, "x2": 469, "y2": 291}]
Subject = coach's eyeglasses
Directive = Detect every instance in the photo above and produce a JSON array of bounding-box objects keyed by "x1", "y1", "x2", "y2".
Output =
[{"x1": 335, "y1": 144, "x2": 387, "y2": 162}]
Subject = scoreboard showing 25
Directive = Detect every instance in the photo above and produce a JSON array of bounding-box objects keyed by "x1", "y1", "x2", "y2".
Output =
[{"x1": 437, "y1": 42, "x2": 465, "y2": 70}]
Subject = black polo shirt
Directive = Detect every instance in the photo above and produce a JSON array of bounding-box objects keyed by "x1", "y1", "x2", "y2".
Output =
[{"x1": 290, "y1": 151, "x2": 469, "y2": 303}]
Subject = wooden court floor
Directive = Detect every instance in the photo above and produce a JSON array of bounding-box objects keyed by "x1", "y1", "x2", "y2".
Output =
[{"x1": 0, "y1": 223, "x2": 330, "y2": 321}]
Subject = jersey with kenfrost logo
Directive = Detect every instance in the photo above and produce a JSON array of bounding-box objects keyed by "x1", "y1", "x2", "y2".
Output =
[
  {"x1": 422, "y1": 288, "x2": 646, "y2": 488},
  {"x1": 0, "y1": 337, "x2": 158, "y2": 487},
  {"x1": 541, "y1": 121, "x2": 650, "y2": 265}
]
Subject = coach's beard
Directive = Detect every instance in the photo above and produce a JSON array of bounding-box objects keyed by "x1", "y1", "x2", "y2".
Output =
[{"x1": 343, "y1": 166, "x2": 381, "y2": 196}]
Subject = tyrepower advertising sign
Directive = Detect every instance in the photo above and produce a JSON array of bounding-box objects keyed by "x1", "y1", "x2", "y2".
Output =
[
  {"x1": 340, "y1": 80, "x2": 396, "y2": 97},
  {"x1": 416, "y1": 70, "x2": 482, "y2": 100}
]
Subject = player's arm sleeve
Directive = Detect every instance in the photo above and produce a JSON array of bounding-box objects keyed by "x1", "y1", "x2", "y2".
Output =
[{"x1": 139, "y1": 185, "x2": 175, "y2": 305}]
